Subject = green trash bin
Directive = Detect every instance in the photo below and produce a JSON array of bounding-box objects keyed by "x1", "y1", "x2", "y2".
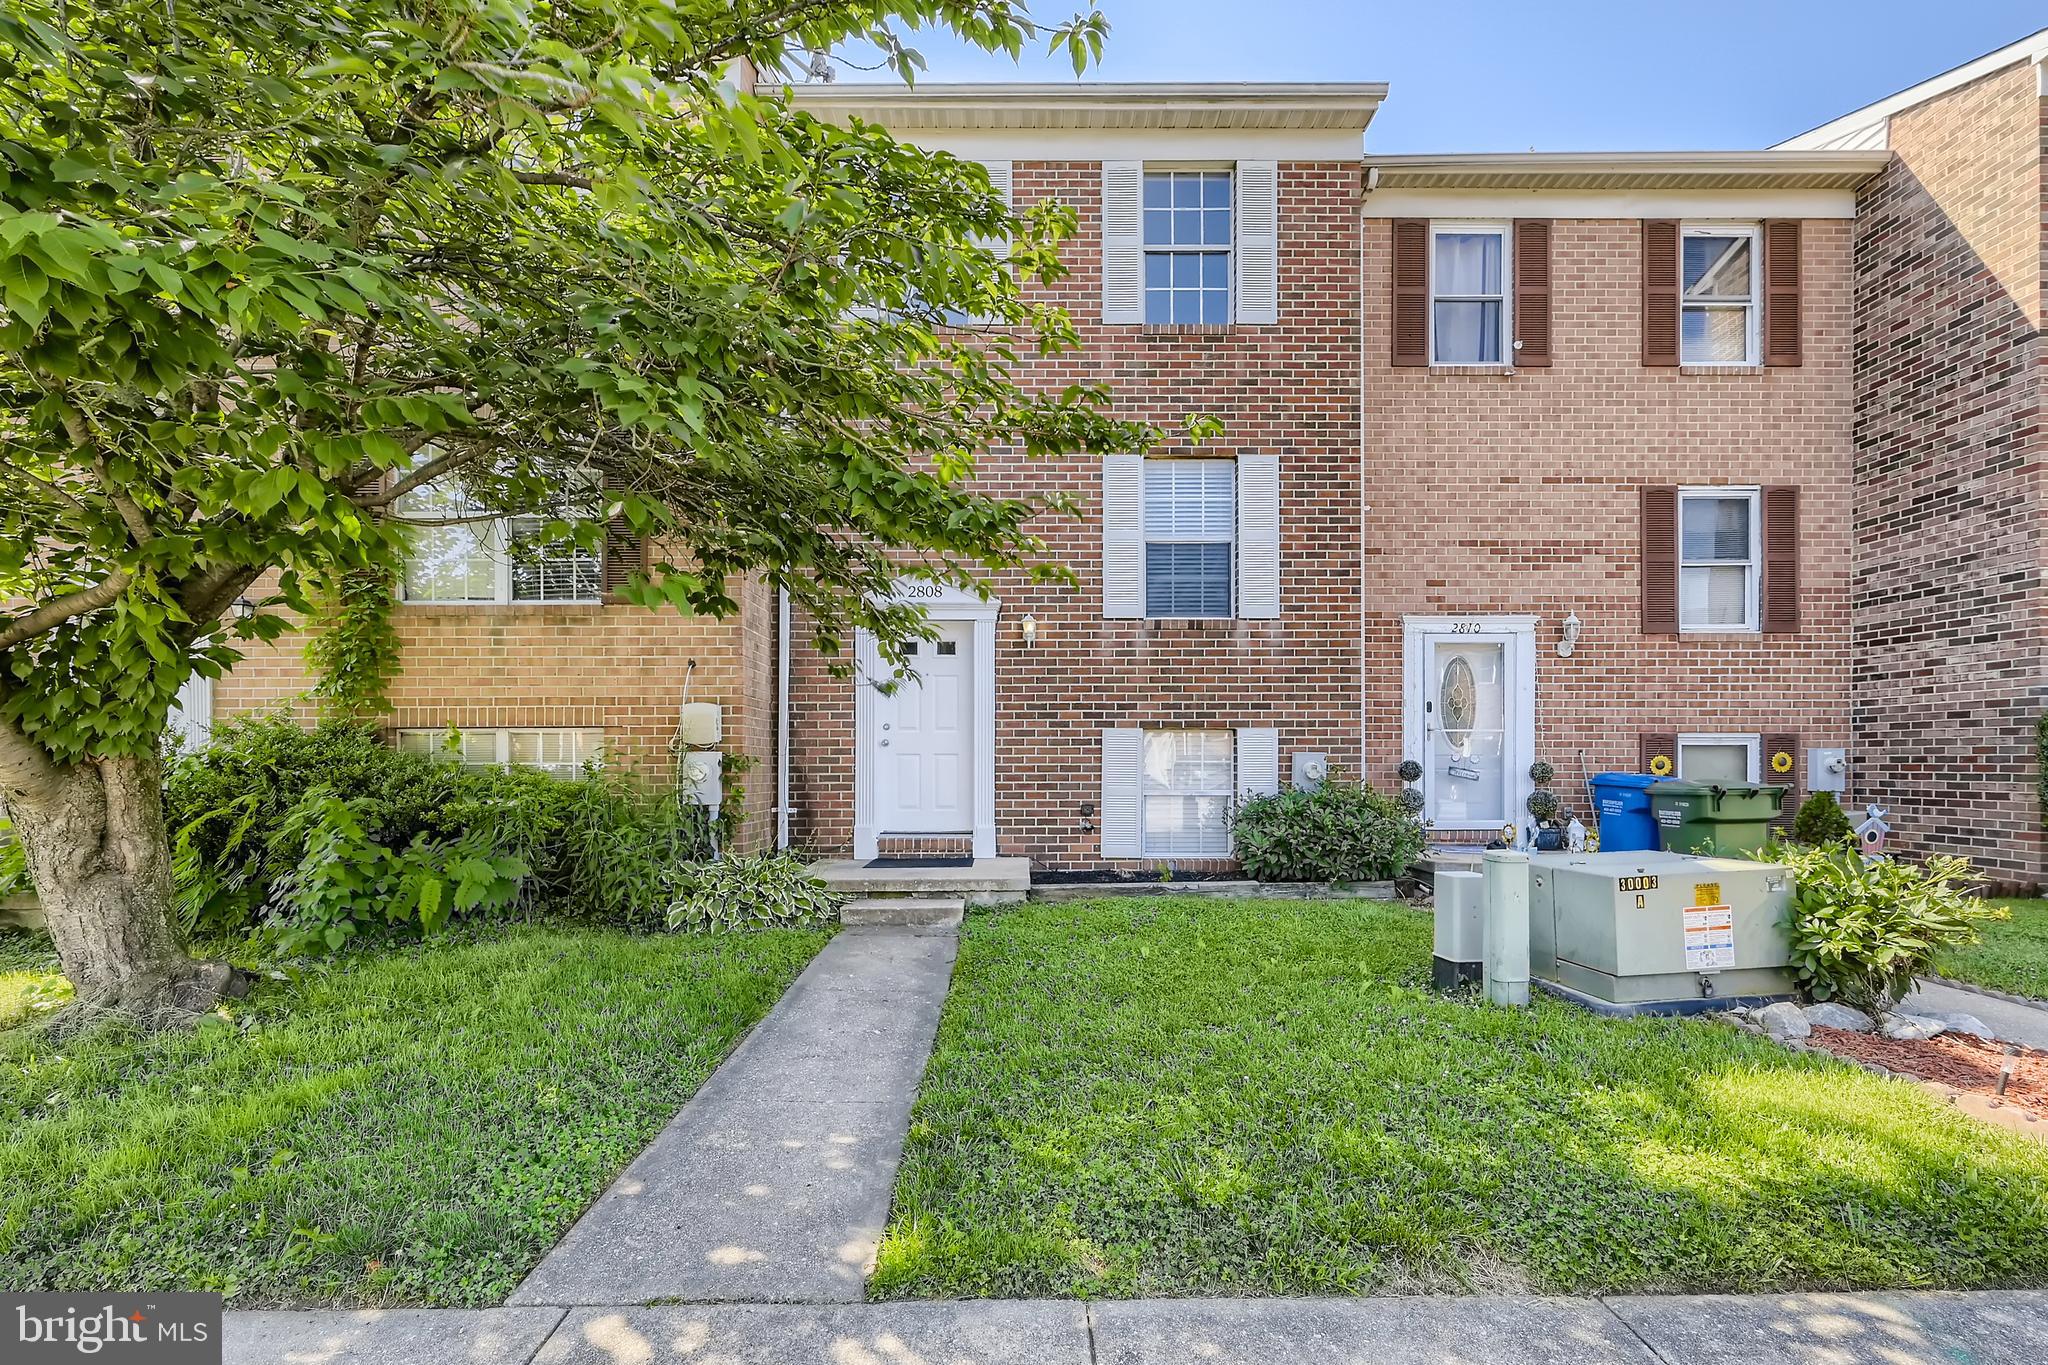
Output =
[{"x1": 1648, "y1": 780, "x2": 1788, "y2": 856}]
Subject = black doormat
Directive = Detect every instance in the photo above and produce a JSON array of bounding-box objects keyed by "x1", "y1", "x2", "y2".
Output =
[{"x1": 865, "y1": 856, "x2": 975, "y2": 868}]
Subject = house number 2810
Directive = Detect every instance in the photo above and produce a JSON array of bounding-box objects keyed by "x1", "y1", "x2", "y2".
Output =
[{"x1": 1449, "y1": 621, "x2": 1484, "y2": 634}]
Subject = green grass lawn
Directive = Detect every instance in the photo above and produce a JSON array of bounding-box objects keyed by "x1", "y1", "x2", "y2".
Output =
[
  {"x1": 0, "y1": 924, "x2": 824, "y2": 1306},
  {"x1": 0, "y1": 929, "x2": 68, "y2": 1027},
  {"x1": 1933, "y1": 899, "x2": 2048, "y2": 1001},
  {"x1": 873, "y1": 897, "x2": 2048, "y2": 1300}
]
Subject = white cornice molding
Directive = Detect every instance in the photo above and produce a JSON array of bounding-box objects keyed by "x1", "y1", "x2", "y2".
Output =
[
  {"x1": 784, "y1": 81, "x2": 1388, "y2": 133},
  {"x1": 1361, "y1": 150, "x2": 1890, "y2": 193}
]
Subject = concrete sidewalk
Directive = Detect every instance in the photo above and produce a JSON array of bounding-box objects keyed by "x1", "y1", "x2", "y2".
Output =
[
  {"x1": 1905, "y1": 976, "x2": 2048, "y2": 1050},
  {"x1": 507, "y1": 925, "x2": 959, "y2": 1307},
  {"x1": 225, "y1": 1291, "x2": 2048, "y2": 1365}
]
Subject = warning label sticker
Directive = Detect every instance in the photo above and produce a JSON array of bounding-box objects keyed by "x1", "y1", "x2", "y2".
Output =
[{"x1": 1683, "y1": 905, "x2": 1735, "y2": 972}]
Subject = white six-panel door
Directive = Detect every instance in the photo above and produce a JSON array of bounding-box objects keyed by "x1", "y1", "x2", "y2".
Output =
[{"x1": 876, "y1": 620, "x2": 975, "y2": 834}]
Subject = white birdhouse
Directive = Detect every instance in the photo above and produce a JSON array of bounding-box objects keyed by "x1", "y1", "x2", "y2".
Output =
[{"x1": 1855, "y1": 804, "x2": 1890, "y2": 857}]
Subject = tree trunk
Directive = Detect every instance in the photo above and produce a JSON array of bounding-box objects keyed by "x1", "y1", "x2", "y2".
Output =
[{"x1": 3, "y1": 750, "x2": 238, "y2": 1025}]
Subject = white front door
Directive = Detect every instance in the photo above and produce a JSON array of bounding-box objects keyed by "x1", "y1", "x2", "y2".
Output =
[
  {"x1": 876, "y1": 620, "x2": 975, "y2": 834},
  {"x1": 1403, "y1": 618, "x2": 1536, "y2": 834}
]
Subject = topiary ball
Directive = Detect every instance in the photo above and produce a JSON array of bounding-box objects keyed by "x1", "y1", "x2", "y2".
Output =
[
  {"x1": 1528, "y1": 760, "x2": 1555, "y2": 786},
  {"x1": 1526, "y1": 789, "x2": 1560, "y2": 819},
  {"x1": 1397, "y1": 759, "x2": 1423, "y2": 783},
  {"x1": 1397, "y1": 786, "x2": 1426, "y2": 813}
]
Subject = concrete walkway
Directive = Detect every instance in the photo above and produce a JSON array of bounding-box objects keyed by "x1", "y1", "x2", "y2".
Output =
[
  {"x1": 1905, "y1": 976, "x2": 2048, "y2": 1049},
  {"x1": 507, "y1": 925, "x2": 958, "y2": 1307},
  {"x1": 225, "y1": 1291, "x2": 2048, "y2": 1364}
]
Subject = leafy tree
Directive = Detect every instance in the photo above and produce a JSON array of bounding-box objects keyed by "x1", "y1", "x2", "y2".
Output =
[{"x1": 0, "y1": 0, "x2": 1149, "y2": 1021}]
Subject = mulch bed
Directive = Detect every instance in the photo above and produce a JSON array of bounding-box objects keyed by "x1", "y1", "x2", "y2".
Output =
[{"x1": 1810, "y1": 1025, "x2": 2048, "y2": 1121}]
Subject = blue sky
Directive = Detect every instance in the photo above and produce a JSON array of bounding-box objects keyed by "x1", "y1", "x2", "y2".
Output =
[{"x1": 839, "y1": 4, "x2": 2046, "y2": 152}]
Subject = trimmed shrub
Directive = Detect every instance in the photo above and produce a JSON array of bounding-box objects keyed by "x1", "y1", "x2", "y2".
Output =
[
  {"x1": 667, "y1": 853, "x2": 843, "y2": 931},
  {"x1": 1790, "y1": 791, "x2": 1854, "y2": 847},
  {"x1": 1772, "y1": 841, "x2": 2006, "y2": 1015},
  {"x1": 1231, "y1": 781, "x2": 1425, "y2": 883}
]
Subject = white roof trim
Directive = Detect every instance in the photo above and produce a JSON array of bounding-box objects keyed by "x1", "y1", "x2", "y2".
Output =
[
  {"x1": 1363, "y1": 189, "x2": 1861, "y2": 221},
  {"x1": 1363, "y1": 151, "x2": 1888, "y2": 192},
  {"x1": 1774, "y1": 28, "x2": 2048, "y2": 150},
  {"x1": 783, "y1": 81, "x2": 1387, "y2": 132}
]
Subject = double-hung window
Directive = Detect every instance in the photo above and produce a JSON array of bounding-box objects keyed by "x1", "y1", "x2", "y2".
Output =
[
  {"x1": 399, "y1": 479, "x2": 601, "y2": 605},
  {"x1": 397, "y1": 727, "x2": 603, "y2": 776},
  {"x1": 1141, "y1": 729, "x2": 1234, "y2": 857},
  {"x1": 1143, "y1": 170, "x2": 1232, "y2": 324},
  {"x1": 1144, "y1": 459, "x2": 1234, "y2": 618},
  {"x1": 1681, "y1": 225, "x2": 1759, "y2": 365},
  {"x1": 1678, "y1": 487, "x2": 1760, "y2": 631},
  {"x1": 1431, "y1": 223, "x2": 1509, "y2": 364},
  {"x1": 1677, "y1": 734, "x2": 1759, "y2": 783}
]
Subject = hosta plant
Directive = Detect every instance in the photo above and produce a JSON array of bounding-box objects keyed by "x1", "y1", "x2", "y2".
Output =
[
  {"x1": 1772, "y1": 841, "x2": 2005, "y2": 1015},
  {"x1": 667, "y1": 854, "x2": 844, "y2": 933}
]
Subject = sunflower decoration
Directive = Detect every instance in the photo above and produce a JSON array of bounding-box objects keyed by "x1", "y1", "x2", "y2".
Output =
[
  {"x1": 1771, "y1": 750, "x2": 1794, "y2": 776},
  {"x1": 1648, "y1": 753, "x2": 1674, "y2": 777}
]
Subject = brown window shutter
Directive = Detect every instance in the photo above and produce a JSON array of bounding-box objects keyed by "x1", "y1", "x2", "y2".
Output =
[
  {"x1": 1641, "y1": 219, "x2": 1680, "y2": 367},
  {"x1": 1764, "y1": 731, "x2": 1801, "y2": 799},
  {"x1": 1512, "y1": 219, "x2": 1552, "y2": 367},
  {"x1": 1762, "y1": 485, "x2": 1799, "y2": 633},
  {"x1": 1640, "y1": 733, "x2": 1678, "y2": 777},
  {"x1": 1392, "y1": 218, "x2": 1429, "y2": 366},
  {"x1": 1762, "y1": 219, "x2": 1802, "y2": 367},
  {"x1": 600, "y1": 482, "x2": 645, "y2": 604},
  {"x1": 1640, "y1": 485, "x2": 1679, "y2": 634}
]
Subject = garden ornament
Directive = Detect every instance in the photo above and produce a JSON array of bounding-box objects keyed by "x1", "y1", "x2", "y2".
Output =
[
  {"x1": 1854, "y1": 804, "x2": 1890, "y2": 857},
  {"x1": 1566, "y1": 817, "x2": 1587, "y2": 852}
]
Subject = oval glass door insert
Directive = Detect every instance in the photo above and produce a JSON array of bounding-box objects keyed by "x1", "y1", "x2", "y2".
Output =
[{"x1": 1439, "y1": 654, "x2": 1477, "y2": 750}]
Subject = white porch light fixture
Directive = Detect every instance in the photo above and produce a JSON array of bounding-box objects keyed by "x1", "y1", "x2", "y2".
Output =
[{"x1": 1556, "y1": 610, "x2": 1581, "y2": 658}]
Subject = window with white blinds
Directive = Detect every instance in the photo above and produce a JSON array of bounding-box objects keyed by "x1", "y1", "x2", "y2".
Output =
[
  {"x1": 399, "y1": 473, "x2": 601, "y2": 605},
  {"x1": 1141, "y1": 729, "x2": 1234, "y2": 858},
  {"x1": 1678, "y1": 488, "x2": 1759, "y2": 631},
  {"x1": 397, "y1": 728, "x2": 603, "y2": 776},
  {"x1": 1144, "y1": 459, "x2": 1235, "y2": 618}
]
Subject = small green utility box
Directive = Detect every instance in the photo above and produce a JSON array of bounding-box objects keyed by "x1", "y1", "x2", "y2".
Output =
[{"x1": 1648, "y1": 781, "x2": 1787, "y2": 856}]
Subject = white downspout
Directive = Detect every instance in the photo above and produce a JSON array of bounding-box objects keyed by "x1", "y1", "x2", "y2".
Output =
[{"x1": 776, "y1": 586, "x2": 792, "y2": 850}]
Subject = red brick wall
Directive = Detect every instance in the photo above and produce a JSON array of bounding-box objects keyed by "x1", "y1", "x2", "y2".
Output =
[
  {"x1": 212, "y1": 575, "x2": 776, "y2": 850},
  {"x1": 1362, "y1": 216, "x2": 1858, "y2": 837},
  {"x1": 788, "y1": 160, "x2": 1365, "y2": 869},
  {"x1": 1850, "y1": 58, "x2": 2047, "y2": 889}
]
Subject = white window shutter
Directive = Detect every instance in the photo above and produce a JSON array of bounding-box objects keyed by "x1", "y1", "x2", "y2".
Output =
[
  {"x1": 1101, "y1": 161, "x2": 1145, "y2": 323},
  {"x1": 1101, "y1": 728, "x2": 1143, "y2": 858},
  {"x1": 1101, "y1": 454, "x2": 1145, "y2": 618},
  {"x1": 981, "y1": 160, "x2": 1013, "y2": 259},
  {"x1": 1236, "y1": 727, "x2": 1280, "y2": 800},
  {"x1": 1235, "y1": 454, "x2": 1280, "y2": 619},
  {"x1": 1234, "y1": 160, "x2": 1280, "y2": 325}
]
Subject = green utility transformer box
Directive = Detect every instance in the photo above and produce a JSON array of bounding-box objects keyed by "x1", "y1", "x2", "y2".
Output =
[{"x1": 1528, "y1": 850, "x2": 1796, "y2": 1016}]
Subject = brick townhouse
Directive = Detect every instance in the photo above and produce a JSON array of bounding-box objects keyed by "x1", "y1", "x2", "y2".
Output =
[
  {"x1": 191, "y1": 33, "x2": 2048, "y2": 888},
  {"x1": 1778, "y1": 29, "x2": 2048, "y2": 889}
]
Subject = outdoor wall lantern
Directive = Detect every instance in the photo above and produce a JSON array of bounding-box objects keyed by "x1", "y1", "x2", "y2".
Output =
[
  {"x1": 1020, "y1": 613, "x2": 1038, "y2": 648},
  {"x1": 1556, "y1": 610, "x2": 1582, "y2": 658},
  {"x1": 232, "y1": 597, "x2": 256, "y2": 622}
]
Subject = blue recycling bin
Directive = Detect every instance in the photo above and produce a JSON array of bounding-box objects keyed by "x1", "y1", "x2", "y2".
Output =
[{"x1": 1590, "y1": 772, "x2": 1660, "y2": 852}]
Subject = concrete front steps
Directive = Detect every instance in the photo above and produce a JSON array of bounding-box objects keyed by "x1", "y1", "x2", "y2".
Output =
[
  {"x1": 811, "y1": 856, "x2": 1030, "y2": 928},
  {"x1": 840, "y1": 896, "x2": 964, "y2": 928}
]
